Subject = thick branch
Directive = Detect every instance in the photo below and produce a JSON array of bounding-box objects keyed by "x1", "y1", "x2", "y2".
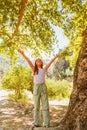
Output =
[
  {"x1": 0, "y1": 32, "x2": 11, "y2": 39},
  {"x1": 10, "y1": 0, "x2": 27, "y2": 40}
]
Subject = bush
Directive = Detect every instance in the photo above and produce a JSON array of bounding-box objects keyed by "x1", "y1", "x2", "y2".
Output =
[
  {"x1": 0, "y1": 80, "x2": 2, "y2": 90},
  {"x1": 46, "y1": 78, "x2": 72, "y2": 100},
  {"x1": 1, "y1": 66, "x2": 33, "y2": 99}
]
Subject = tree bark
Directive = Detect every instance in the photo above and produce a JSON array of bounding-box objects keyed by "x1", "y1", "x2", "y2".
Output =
[
  {"x1": 58, "y1": 28, "x2": 87, "y2": 130},
  {"x1": 11, "y1": 0, "x2": 27, "y2": 39}
]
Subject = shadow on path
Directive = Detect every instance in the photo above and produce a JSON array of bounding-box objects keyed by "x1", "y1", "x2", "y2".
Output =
[{"x1": 0, "y1": 98, "x2": 67, "y2": 130}]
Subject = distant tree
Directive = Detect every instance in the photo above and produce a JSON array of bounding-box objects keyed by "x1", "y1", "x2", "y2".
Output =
[
  {"x1": 2, "y1": 66, "x2": 33, "y2": 99},
  {"x1": 53, "y1": 58, "x2": 70, "y2": 79}
]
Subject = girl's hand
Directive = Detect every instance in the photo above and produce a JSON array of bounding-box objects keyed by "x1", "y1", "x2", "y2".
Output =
[
  {"x1": 45, "y1": 53, "x2": 61, "y2": 70},
  {"x1": 18, "y1": 49, "x2": 24, "y2": 55},
  {"x1": 55, "y1": 53, "x2": 61, "y2": 58},
  {"x1": 18, "y1": 49, "x2": 34, "y2": 71}
]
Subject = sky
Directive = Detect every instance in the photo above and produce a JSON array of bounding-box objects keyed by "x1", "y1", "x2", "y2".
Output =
[{"x1": 52, "y1": 25, "x2": 69, "y2": 50}]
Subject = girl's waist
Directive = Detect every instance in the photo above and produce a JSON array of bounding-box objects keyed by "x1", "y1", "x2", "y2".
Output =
[{"x1": 34, "y1": 82, "x2": 45, "y2": 86}]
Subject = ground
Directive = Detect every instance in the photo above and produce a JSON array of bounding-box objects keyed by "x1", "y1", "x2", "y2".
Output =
[{"x1": 0, "y1": 90, "x2": 69, "y2": 130}]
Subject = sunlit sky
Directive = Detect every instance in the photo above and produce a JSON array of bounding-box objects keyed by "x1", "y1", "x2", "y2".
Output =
[{"x1": 52, "y1": 25, "x2": 69, "y2": 49}]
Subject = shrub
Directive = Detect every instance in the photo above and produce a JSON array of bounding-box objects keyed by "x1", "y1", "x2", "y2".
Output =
[
  {"x1": 1, "y1": 66, "x2": 33, "y2": 99},
  {"x1": 0, "y1": 80, "x2": 2, "y2": 90},
  {"x1": 46, "y1": 78, "x2": 72, "y2": 100}
]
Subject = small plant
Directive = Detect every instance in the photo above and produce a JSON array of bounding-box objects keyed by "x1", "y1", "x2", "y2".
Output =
[{"x1": 1, "y1": 65, "x2": 33, "y2": 99}]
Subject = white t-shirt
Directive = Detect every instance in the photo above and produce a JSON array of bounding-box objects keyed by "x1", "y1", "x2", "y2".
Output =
[{"x1": 34, "y1": 68, "x2": 46, "y2": 84}]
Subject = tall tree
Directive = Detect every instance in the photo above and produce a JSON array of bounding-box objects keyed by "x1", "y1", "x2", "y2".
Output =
[
  {"x1": 57, "y1": 28, "x2": 87, "y2": 130},
  {"x1": 57, "y1": 1, "x2": 87, "y2": 129}
]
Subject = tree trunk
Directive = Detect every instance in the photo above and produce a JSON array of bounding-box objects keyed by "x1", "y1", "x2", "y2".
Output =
[{"x1": 58, "y1": 28, "x2": 87, "y2": 130}]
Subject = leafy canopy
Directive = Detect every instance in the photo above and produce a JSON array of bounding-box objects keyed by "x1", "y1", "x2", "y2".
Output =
[
  {"x1": 0, "y1": 0, "x2": 87, "y2": 67},
  {"x1": 0, "y1": 0, "x2": 61, "y2": 57}
]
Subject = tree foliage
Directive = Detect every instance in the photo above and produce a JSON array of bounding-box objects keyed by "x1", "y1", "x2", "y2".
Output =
[
  {"x1": 0, "y1": 0, "x2": 60, "y2": 57},
  {"x1": 59, "y1": 0, "x2": 87, "y2": 67},
  {"x1": 0, "y1": 0, "x2": 87, "y2": 67}
]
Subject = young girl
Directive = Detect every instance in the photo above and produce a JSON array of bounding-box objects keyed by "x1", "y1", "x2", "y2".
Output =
[{"x1": 18, "y1": 49, "x2": 60, "y2": 129}]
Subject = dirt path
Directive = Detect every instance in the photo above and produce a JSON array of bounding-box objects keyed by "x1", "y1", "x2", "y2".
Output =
[{"x1": 0, "y1": 91, "x2": 68, "y2": 130}]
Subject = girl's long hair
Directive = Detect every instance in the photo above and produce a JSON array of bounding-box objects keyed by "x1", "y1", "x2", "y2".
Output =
[{"x1": 34, "y1": 59, "x2": 43, "y2": 75}]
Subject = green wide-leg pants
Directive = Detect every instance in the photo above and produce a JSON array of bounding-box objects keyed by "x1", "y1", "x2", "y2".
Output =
[{"x1": 33, "y1": 83, "x2": 50, "y2": 126}]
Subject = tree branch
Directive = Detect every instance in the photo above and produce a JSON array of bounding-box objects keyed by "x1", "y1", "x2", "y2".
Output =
[
  {"x1": 0, "y1": 32, "x2": 11, "y2": 39},
  {"x1": 10, "y1": 0, "x2": 27, "y2": 40}
]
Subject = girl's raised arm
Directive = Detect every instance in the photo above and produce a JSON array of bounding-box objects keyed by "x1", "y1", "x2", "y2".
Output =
[
  {"x1": 18, "y1": 49, "x2": 34, "y2": 71},
  {"x1": 45, "y1": 54, "x2": 60, "y2": 70}
]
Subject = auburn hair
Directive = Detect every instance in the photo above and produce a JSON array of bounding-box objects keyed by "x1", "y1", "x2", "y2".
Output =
[{"x1": 34, "y1": 59, "x2": 43, "y2": 75}]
